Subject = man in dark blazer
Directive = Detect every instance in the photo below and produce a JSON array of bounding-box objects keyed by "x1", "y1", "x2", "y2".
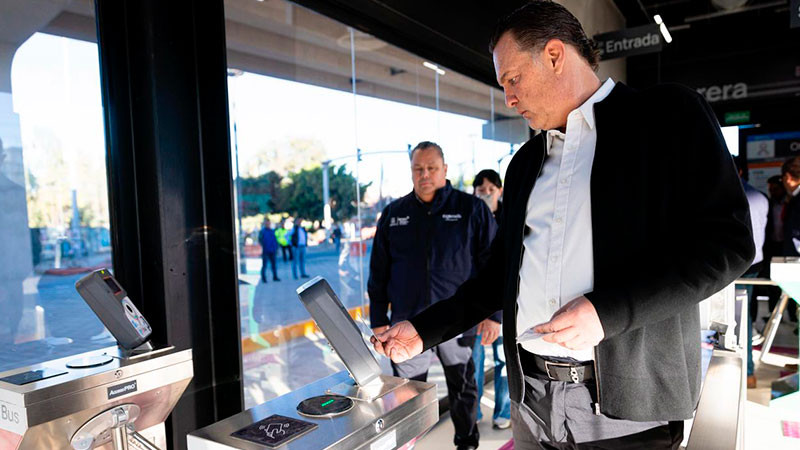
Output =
[{"x1": 371, "y1": 1, "x2": 754, "y2": 448}]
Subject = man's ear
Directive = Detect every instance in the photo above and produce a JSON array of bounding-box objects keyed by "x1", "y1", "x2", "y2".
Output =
[
  {"x1": 543, "y1": 38, "x2": 566, "y2": 74},
  {"x1": 443, "y1": 163, "x2": 448, "y2": 177}
]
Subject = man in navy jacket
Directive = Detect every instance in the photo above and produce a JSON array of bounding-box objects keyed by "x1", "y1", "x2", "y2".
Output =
[
  {"x1": 372, "y1": 2, "x2": 753, "y2": 449},
  {"x1": 368, "y1": 141, "x2": 496, "y2": 450}
]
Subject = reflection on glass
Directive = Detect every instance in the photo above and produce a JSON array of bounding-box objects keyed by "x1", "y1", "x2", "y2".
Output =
[
  {"x1": 0, "y1": 5, "x2": 112, "y2": 373},
  {"x1": 224, "y1": 0, "x2": 527, "y2": 409}
]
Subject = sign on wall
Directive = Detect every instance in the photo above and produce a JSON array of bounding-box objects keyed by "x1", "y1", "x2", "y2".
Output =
[{"x1": 594, "y1": 25, "x2": 663, "y2": 60}]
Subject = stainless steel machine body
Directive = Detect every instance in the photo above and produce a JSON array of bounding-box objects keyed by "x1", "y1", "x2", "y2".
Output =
[
  {"x1": 187, "y1": 370, "x2": 438, "y2": 450},
  {"x1": 0, "y1": 345, "x2": 193, "y2": 449}
]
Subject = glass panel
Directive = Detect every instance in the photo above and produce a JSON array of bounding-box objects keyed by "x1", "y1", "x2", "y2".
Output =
[
  {"x1": 223, "y1": 0, "x2": 526, "y2": 409},
  {"x1": 0, "y1": 2, "x2": 112, "y2": 371}
]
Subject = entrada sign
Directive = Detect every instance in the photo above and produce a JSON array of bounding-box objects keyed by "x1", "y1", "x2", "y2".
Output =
[{"x1": 594, "y1": 25, "x2": 663, "y2": 60}]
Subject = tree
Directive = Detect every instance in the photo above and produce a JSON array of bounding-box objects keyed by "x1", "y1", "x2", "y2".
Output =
[
  {"x1": 239, "y1": 170, "x2": 283, "y2": 216},
  {"x1": 243, "y1": 138, "x2": 326, "y2": 177},
  {"x1": 281, "y1": 165, "x2": 370, "y2": 221}
]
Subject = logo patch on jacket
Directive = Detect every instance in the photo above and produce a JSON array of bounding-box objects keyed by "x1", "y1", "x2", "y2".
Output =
[
  {"x1": 390, "y1": 216, "x2": 410, "y2": 227},
  {"x1": 442, "y1": 214, "x2": 462, "y2": 222}
]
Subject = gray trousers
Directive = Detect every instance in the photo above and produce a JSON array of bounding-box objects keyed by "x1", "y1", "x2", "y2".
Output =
[{"x1": 511, "y1": 375, "x2": 674, "y2": 449}]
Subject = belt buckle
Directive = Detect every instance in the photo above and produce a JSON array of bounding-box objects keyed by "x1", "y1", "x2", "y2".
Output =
[
  {"x1": 544, "y1": 361, "x2": 581, "y2": 383},
  {"x1": 544, "y1": 360, "x2": 569, "y2": 380}
]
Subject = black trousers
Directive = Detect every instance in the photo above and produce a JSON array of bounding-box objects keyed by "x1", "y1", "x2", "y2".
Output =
[
  {"x1": 280, "y1": 245, "x2": 292, "y2": 261},
  {"x1": 261, "y1": 252, "x2": 278, "y2": 281}
]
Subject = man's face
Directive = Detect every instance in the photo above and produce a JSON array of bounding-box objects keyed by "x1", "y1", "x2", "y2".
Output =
[
  {"x1": 782, "y1": 173, "x2": 799, "y2": 193},
  {"x1": 768, "y1": 181, "x2": 785, "y2": 199},
  {"x1": 474, "y1": 179, "x2": 502, "y2": 211},
  {"x1": 493, "y1": 33, "x2": 566, "y2": 131},
  {"x1": 411, "y1": 147, "x2": 447, "y2": 200}
]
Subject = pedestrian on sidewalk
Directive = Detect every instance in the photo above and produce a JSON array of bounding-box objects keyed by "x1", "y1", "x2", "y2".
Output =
[{"x1": 259, "y1": 218, "x2": 280, "y2": 283}]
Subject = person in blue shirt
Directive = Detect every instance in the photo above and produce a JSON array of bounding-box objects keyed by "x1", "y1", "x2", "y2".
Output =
[
  {"x1": 291, "y1": 218, "x2": 310, "y2": 279},
  {"x1": 258, "y1": 218, "x2": 280, "y2": 283}
]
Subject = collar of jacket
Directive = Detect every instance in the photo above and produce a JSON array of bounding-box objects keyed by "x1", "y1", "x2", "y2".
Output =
[{"x1": 413, "y1": 180, "x2": 453, "y2": 213}]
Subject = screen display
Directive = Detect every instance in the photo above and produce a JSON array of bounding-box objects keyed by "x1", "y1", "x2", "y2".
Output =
[
  {"x1": 0, "y1": 368, "x2": 68, "y2": 385},
  {"x1": 103, "y1": 276, "x2": 122, "y2": 294}
]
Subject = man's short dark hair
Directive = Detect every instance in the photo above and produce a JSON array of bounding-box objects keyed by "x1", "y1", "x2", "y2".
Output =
[
  {"x1": 783, "y1": 157, "x2": 800, "y2": 179},
  {"x1": 767, "y1": 175, "x2": 783, "y2": 185},
  {"x1": 473, "y1": 169, "x2": 502, "y2": 189},
  {"x1": 409, "y1": 141, "x2": 445, "y2": 162},
  {"x1": 489, "y1": 0, "x2": 600, "y2": 71}
]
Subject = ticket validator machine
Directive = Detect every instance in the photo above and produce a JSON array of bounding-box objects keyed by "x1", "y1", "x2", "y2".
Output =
[
  {"x1": 187, "y1": 277, "x2": 439, "y2": 449},
  {"x1": 0, "y1": 269, "x2": 193, "y2": 449}
]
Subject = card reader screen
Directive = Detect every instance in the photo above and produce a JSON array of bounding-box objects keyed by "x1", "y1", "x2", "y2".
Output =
[
  {"x1": 103, "y1": 276, "x2": 122, "y2": 294},
  {"x1": 0, "y1": 368, "x2": 67, "y2": 385}
]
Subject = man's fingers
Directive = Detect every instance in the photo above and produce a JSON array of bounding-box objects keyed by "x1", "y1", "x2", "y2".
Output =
[
  {"x1": 534, "y1": 309, "x2": 575, "y2": 333},
  {"x1": 542, "y1": 326, "x2": 579, "y2": 344},
  {"x1": 482, "y1": 329, "x2": 499, "y2": 345},
  {"x1": 375, "y1": 326, "x2": 398, "y2": 342},
  {"x1": 370, "y1": 335, "x2": 387, "y2": 356}
]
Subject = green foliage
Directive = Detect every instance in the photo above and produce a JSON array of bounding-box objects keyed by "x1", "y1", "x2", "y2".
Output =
[
  {"x1": 239, "y1": 165, "x2": 370, "y2": 221},
  {"x1": 239, "y1": 170, "x2": 282, "y2": 216}
]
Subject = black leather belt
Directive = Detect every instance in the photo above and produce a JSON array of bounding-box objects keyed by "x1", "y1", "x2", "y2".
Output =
[{"x1": 519, "y1": 349, "x2": 594, "y2": 383}]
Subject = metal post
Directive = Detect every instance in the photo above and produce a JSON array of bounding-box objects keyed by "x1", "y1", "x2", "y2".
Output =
[
  {"x1": 322, "y1": 160, "x2": 331, "y2": 227},
  {"x1": 111, "y1": 426, "x2": 130, "y2": 450},
  {"x1": 128, "y1": 427, "x2": 161, "y2": 450}
]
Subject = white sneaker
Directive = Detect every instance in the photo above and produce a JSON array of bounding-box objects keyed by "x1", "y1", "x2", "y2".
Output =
[
  {"x1": 493, "y1": 418, "x2": 511, "y2": 429},
  {"x1": 751, "y1": 331, "x2": 765, "y2": 346}
]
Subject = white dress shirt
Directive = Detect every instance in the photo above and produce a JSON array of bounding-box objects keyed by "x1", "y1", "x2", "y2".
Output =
[{"x1": 516, "y1": 78, "x2": 615, "y2": 361}]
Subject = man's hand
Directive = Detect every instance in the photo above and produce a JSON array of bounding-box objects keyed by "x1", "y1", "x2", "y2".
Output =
[
  {"x1": 370, "y1": 321, "x2": 423, "y2": 363},
  {"x1": 476, "y1": 319, "x2": 501, "y2": 346},
  {"x1": 535, "y1": 296, "x2": 605, "y2": 350},
  {"x1": 372, "y1": 325, "x2": 390, "y2": 336}
]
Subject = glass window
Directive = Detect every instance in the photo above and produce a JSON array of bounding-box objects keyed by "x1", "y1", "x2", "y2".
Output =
[
  {"x1": 223, "y1": 0, "x2": 526, "y2": 409},
  {"x1": 0, "y1": 4, "x2": 113, "y2": 371}
]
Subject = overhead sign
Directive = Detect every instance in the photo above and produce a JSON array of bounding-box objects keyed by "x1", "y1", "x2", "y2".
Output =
[
  {"x1": 792, "y1": 0, "x2": 800, "y2": 28},
  {"x1": 594, "y1": 25, "x2": 663, "y2": 60}
]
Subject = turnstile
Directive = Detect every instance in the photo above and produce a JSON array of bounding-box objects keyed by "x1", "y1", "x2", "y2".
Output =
[
  {"x1": 188, "y1": 276, "x2": 438, "y2": 449},
  {"x1": 187, "y1": 370, "x2": 438, "y2": 450},
  {"x1": 0, "y1": 345, "x2": 193, "y2": 449}
]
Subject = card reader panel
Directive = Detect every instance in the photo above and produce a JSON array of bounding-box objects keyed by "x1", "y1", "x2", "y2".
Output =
[{"x1": 75, "y1": 269, "x2": 152, "y2": 349}]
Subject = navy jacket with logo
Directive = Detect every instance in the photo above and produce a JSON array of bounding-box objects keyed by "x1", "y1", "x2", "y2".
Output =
[{"x1": 368, "y1": 180, "x2": 497, "y2": 329}]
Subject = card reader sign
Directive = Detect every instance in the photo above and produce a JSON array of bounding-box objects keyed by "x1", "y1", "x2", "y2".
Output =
[{"x1": 108, "y1": 380, "x2": 137, "y2": 399}]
